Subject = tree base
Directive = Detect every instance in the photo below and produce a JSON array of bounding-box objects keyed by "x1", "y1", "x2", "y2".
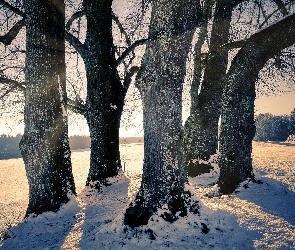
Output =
[
  {"x1": 124, "y1": 190, "x2": 201, "y2": 227},
  {"x1": 124, "y1": 197, "x2": 153, "y2": 228},
  {"x1": 186, "y1": 162, "x2": 213, "y2": 177}
]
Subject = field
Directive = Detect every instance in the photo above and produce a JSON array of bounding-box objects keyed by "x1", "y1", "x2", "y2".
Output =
[{"x1": 0, "y1": 141, "x2": 294, "y2": 249}]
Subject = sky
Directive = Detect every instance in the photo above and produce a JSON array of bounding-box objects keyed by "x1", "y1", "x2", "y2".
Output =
[
  {"x1": 0, "y1": 90, "x2": 294, "y2": 137},
  {"x1": 1, "y1": 0, "x2": 295, "y2": 137},
  {"x1": 254, "y1": 91, "x2": 295, "y2": 115}
]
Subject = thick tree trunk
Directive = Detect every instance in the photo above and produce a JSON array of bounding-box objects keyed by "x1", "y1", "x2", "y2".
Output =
[
  {"x1": 124, "y1": 0, "x2": 199, "y2": 227},
  {"x1": 218, "y1": 13, "x2": 295, "y2": 194},
  {"x1": 83, "y1": 0, "x2": 125, "y2": 184},
  {"x1": 184, "y1": 1, "x2": 237, "y2": 176},
  {"x1": 20, "y1": 0, "x2": 75, "y2": 215}
]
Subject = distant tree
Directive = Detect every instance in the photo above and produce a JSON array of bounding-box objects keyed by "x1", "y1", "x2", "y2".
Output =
[
  {"x1": 289, "y1": 108, "x2": 295, "y2": 135},
  {"x1": 0, "y1": 134, "x2": 22, "y2": 159},
  {"x1": 69, "y1": 135, "x2": 90, "y2": 150},
  {"x1": 124, "y1": 0, "x2": 200, "y2": 227},
  {"x1": 19, "y1": 0, "x2": 75, "y2": 215},
  {"x1": 254, "y1": 113, "x2": 290, "y2": 141}
]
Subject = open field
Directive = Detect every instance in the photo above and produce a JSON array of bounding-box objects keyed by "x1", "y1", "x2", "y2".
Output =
[{"x1": 0, "y1": 141, "x2": 294, "y2": 249}]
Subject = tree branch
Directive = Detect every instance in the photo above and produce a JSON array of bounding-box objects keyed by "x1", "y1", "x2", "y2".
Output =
[
  {"x1": 66, "y1": 97, "x2": 86, "y2": 116},
  {"x1": 0, "y1": 0, "x2": 25, "y2": 17},
  {"x1": 0, "y1": 85, "x2": 18, "y2": 100},
  {"x1": 66, "y1": 10, "x2": 85, "y2": 31},
  {"x1": 115, "y1": 38, "x2": 149, "y2": 68},
  {"x1": 0, "y1": 76, "x2": 26, "y2": 91},
  {"x1": 112, "y1": 11, "x2": 131, "y2": 46},
  {"x1": 0, "y1": 76, "x2": 86, "y2": 115},
  {"x1": 273, "y1": 0, "x2": 289, "y2": 16},
  {"x1": 201, "y1": 39, "x2": 248, "y2": 68},
  {"x1": 65, "y1": 31, "x2": 86, "y2": 58},
  {"x1": 0, "y1": 19, "x2": 25, "y2": 46},
  {"x1": 123, "y1": 66, "x2": 139, "y2": 93}
]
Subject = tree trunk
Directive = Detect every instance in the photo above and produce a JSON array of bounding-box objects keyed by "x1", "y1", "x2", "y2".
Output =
[
  {"x1": 124, "y1": 0, "x2": 199, "y2": 227},
  {"x1": 20, "y1": 0, "x2": 75, "y2": 216},
  {"x1": 184, "y1": 1, "x2": 238, "y2": 176},
  {"x1": 82, "y1": 0, "x2": 125, "y2": 184},
  {"x1": 218, "y1": 13, "x2": 295, "y2": 194}
]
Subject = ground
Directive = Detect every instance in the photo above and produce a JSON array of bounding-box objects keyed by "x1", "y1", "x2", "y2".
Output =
[{"x1": 0, "y1": 141, "x2": 294, "y2": 249}]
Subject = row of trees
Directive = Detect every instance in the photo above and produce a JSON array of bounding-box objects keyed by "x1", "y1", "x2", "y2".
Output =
[
  {"x1": 254, "y1": 109, "x2": 295, "y2": 141},
  {"x1": 1, "y1": 0, "x2": 295, "y2": 227},
  {"x1": 0, "y1": 134, "x2": 22, "y2": 159},
  {"x1": 0, "y1": 134, "x2": 91, "y2": 159}
]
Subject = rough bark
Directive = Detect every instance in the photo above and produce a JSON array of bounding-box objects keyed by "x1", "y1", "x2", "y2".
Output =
[
  {"x1": 184, "y1": 0, "x2": 240, "y2": 176},
  {"x1": 20, "y1": 0, "x2": 75, "y2": 215},
  {"x1": 218, "y1": 13, "x2": 295, "y2": 194},
  {"x1": 82, "y1": 0, "x2": 126, "y2": 184},
  {"x1": 124, "y1": 0, "x2": 199, "y2": 227}
]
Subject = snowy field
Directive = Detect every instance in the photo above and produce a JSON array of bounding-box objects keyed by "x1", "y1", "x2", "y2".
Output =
[{"x1": 0, "y1": 141, "x2": 294, "y2": 249}]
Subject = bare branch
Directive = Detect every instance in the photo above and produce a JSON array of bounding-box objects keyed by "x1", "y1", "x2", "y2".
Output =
[
  {"x1": 0, "y1": 76, "x2": 26, "y2": 91},
  {"x1": 115, "y1": 38, "x2": 149, "y2": 68},
  {"x1": 112, "y1": 11, "x2": 131, "y2": 46},
  {"x1": 259, "y1": 0, "x2": 293, "y2": 28},
  {"x1": 0, "y1": 85, "x2": 18, "y2": 100},
  {"x1": 66, "y1": 97, "x2": 86, "y2": 116},
  {"x1": 201, "y1": 39, "x2": 248, "y2": 68},
  {"x1": 0, "y1": 0, "x2": 25, "y2": 17},
  {"x1": 273, "y1": 0, "x2": 289, "y2": 16},
  {"x1": 0, "y1": 76, "x2": 87, "y2": 116},
  {"x1": 123, "y1": 66, "x2": 139, "y2": 93},
  {"x1": 0, "y1": 19, "x2": 25, "y2": 45},
  {"x1": 65, "y1": 31, "x2": 86, "y2": 58},
  {"x1": 66, "y1": 10, "x2": 85, "y2": 31}
]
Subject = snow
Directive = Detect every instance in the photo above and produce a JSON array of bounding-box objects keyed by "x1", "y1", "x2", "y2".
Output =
[{"x1": 1, "y1": 142, "x2": 295, "y2": 249}]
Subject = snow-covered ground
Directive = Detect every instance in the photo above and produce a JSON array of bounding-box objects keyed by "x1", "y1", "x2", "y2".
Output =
[{"x1": 0, "y1": 142, "x2": 294, "y2": 249}]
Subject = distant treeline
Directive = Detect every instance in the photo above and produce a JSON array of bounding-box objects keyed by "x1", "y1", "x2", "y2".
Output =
[
  {"x1": 0, "y1": 135, "x2": 143, "y2": 160},
  {"x1": 0, "y1": 134, "x2": 22, "y2": 160},
  {"x1": 254, "y1": 110, "x2": 295, "y2": 141}
]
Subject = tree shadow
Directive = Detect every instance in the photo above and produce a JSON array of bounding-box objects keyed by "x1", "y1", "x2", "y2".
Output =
[
  {"x1": 237, "y1": 171, "x2": 295, "y2": 226},
  {"x1": 0, "y1": 197, "x2": 80, "y2": 249},
  {"x1": 78, "y1": 172, "x2": 130, "y2": 248}
]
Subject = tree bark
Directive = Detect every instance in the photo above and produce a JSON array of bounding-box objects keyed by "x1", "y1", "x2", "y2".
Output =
[
  {"x1": 184, "y1": 0, "x2": 240, "y2": 176},
  {"x1": 20, "y1": 0, "x2": 75, "y2": 215},
  {"x1": 218, "y1": 13, "x2": 295, "y2": 194},
  {"x1": 82, "y1": 0, "x2": 126, "y2": 184},
  {"x1": 124, "y1": 0, "x2": 199, "y2": 227}
]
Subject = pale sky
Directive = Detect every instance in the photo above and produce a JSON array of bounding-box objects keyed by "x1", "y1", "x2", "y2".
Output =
[
  {"x1": 1, "y1": 0, "x2": 294, "y2": 136},
  {"x1": 254, "y1": 91, "x2": 295, "y2": 115},
  {"x1": 1, "y1": 90, "x2": 294, "y2": 136}
]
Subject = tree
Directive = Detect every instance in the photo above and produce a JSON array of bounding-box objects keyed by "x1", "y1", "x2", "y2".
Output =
[
  {"x1": 218, "y1": 12, "x2": 295, "y2": 194},
  {"x1": 65, "y1": 0, "x2": 145, "y2": 184},
  {"x1": 19, "y1": 0, "x2": 75, "y2": 215},
  {"x1": 1, "y1": 0, "x2": 141, "y2": 185},
  {"x1": 290, "y1": 108, "x2": 295, "y2": 135},
  {"x1": 184, "y1": 0, "x2": 242, "y2": 176},
  {"x1": 254, "y1": 113, "x2": 290, "y2": 141},
  {"x1": 124, "y1": 0, "x2": 200, "y2": 227}
]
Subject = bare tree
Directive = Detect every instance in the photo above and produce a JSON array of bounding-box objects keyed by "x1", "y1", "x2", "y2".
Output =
[
  {"x1": 124, "y1": 0, "x2": 200, "y2": 227},
  {"x1": 1, "y1": 0, "x2": 144, "y2": 186},
  {"x1": 218, "y1": 12, "x2": 295, "y2": 194},
  {"x1": 184, "y1": 0, "x2": 242, "y2": 176},
  {"x1": 64, "y1": 0, "x2": 148, "y2": 184},
  {"x1": 18, "y1": 0, "x2": 75, "y2": 215}
]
